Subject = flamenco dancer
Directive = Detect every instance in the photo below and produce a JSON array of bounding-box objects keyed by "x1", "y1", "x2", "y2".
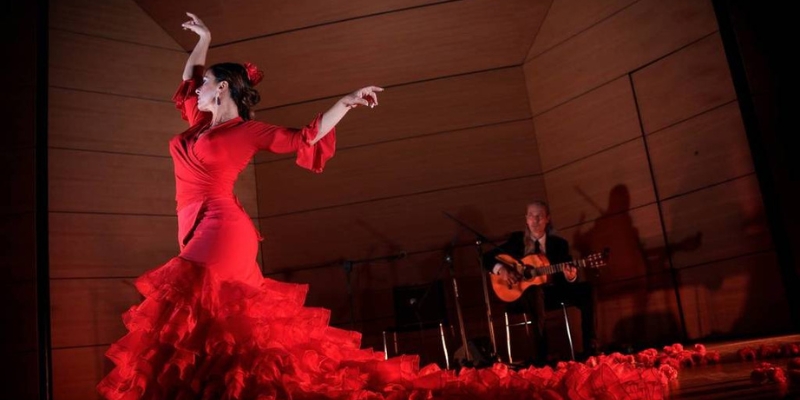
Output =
[
  {"x1": 98, "y1": 12, "x2": 673, "y2": 400},
  {"x1": 96, "y1": 11, "x2": 390, "y2": 399}
]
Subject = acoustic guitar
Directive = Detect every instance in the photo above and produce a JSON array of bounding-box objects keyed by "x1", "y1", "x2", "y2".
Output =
[{"x1": 490, "y1": 250, "x2": 608, "y2": 302}]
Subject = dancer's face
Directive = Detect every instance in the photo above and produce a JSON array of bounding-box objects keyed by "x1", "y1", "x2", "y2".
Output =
[
  {"x1": 195, "y1": 71, "x2": 221, "y2": 111},
  {"x1": 526, "y1": 204, "x2": 549, "y2": 238}
]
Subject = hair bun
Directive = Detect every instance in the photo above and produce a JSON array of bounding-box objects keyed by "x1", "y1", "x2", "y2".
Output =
[{"x1": 243, "y1": 62, "x2": 264, "y2": 86}]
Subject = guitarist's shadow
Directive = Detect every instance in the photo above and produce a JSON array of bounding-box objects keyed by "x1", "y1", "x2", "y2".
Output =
[{"x1": 571, "y1": 184, "x2": 703, "y2": 352}]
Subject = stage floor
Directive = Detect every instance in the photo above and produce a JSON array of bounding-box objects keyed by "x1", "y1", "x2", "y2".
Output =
[{"x1": 668, "y1": 334, "x2": 800, "y2": 399}]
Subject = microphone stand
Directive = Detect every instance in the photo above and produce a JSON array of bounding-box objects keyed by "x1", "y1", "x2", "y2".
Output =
[
  {"x1": 342, "y1": 251, "x2": 407, "y2": 329},
  {"x1": 409, "y1": 249, "x2": 458, "y2": 368},
  {"x1": 442, "y1": 212, "x2": 501, "y2": 361},
  {"x1": 445, "y1": 246, "x2": 472, "y2": 365},
  {"x1": 342, "y1": 260, "x2": 356, "y2": 328}
]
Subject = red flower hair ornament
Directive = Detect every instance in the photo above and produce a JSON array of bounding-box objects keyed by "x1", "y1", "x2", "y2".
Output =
[{"x1": 243, "y1": 62, "x2": 264, "y2": 86}]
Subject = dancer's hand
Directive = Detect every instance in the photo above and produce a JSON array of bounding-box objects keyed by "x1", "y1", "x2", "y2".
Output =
[
  {"x1": 341, "y1": 86, "x2": 384, "y2": 109},
  {"x1": 182, "y1": 12, "x2": 210, "y2": 38}
]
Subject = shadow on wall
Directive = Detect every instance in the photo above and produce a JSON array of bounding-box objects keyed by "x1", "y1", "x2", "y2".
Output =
[{"x1": 570, "y1": 184, "x2": 702, "y2": 352}]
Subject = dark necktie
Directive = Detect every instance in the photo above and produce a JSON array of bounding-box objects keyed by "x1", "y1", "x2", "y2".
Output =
[{"x1": 533, "y1": 239, "x2": 541, "y2": 254}]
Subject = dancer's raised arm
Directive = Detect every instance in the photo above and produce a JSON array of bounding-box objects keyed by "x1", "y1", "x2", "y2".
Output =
[{"x1": 181, "y1": 12, "x2": 211, "y2": 80}]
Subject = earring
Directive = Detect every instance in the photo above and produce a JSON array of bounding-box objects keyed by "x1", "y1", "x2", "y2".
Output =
[{"x1": 215, "y1": 93, "x2": 220, "y2": 106}]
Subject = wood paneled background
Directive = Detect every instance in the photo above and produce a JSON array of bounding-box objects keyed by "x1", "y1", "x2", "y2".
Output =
[
  {"x1": 525, "y1": 0, "x2": 788, "y2": 348},
  {"x1": 46, "y1": 0, "x2": 792, "y2": 398}
]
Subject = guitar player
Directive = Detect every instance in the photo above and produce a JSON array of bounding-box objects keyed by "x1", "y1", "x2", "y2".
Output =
[{"x1": 483, "y1": 200, "x2": 597, "y2": 365}]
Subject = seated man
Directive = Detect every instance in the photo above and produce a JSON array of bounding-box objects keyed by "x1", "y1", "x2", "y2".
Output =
[{"x1": 484, "y1": 201, "x2": 596, "y2": 364}]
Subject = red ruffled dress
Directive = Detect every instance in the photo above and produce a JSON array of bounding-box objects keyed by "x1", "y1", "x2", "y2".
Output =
[{"x1": 97, "y1": 77, "x2": 673, "y2": 400}]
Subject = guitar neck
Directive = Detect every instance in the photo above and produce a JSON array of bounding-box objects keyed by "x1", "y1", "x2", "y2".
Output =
[{"x1": 536, "y1": 258, "x2": 586, "y2": 276}]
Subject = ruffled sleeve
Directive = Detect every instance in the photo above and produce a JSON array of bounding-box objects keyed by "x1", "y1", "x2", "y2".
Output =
[
  {"x1": 251, "y1": 114, "x2": 336, "y2": 173},
  {"x1": 172, "y1": 74, "x2": 210, "y2": 127}
]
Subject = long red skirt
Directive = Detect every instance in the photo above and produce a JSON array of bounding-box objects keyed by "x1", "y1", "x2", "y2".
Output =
[{"x1": 96, "y1": 198, "x2": 671, "y2": 399}]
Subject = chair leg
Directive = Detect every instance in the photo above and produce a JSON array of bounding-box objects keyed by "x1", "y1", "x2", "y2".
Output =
[
  {"x1": 561, "y1": 302, "x2": 575, "y2": 361},
  {"x1": 522, "y1": 312, "x2": 531, "y2": 339},
  {"x1": 504, "y1": 311, "x2": 513, "y2": 364},
  {"x1": 439, "y1": 322, "x2": 450, "y2": 369},
  {"x1": 382, "y1": 331, "x2": 389, "y2": 360}
]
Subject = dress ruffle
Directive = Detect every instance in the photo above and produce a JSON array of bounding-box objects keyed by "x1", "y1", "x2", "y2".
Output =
[
  {"x1": 172, "y1": 79, "x2": 211, "y2": 128},
  {"x1": 97, "y1": 258, "x2": 673, "y2": 400},
  {"x1": 292, "y1": 113, "x2": 335, "y2": 174},
  {"x1": 98, "y1": 257, "x2": 427, "y2": 400}
]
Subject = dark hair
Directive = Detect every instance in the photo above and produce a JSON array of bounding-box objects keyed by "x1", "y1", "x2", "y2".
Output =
[{"x1": 208, "y1": 63, "x2": 261, "y2": 120}]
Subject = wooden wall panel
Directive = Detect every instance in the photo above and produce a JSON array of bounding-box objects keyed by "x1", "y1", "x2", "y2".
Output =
[
  {"x1": 544, "y1": 139, "x2": 656, "y2": 229},
  {"x1": 558, "y1": 204, "x2": 666, "y2": 283},
  {"x1": 259, "y1": 176, "x2": 547, "y2": 271},
  {"x1": 525, "y1": 0, "x2": 717, "y2": 115},
  {"x1": 593, "y1": 273, "x2": 681, "y2": 349},
  {"x1": 647, "y1": 102, "x2": 754, "y2": 200},
  {"x1": 268, "y1": 245, "x2": 480, "y2": 326},
  {"x1": 678, "y1": 251, "x2": 790, "y2": 340},
  {"x1": 211, "y1": 0, "x2": 549, "y2": 108},
  {"x1": 49, "y1": 149, "x2": 258, "y2": 217},
  {"x1": 52, "y1": 346, "x2": 107, "y2": 400},
  {"x1": 49, "y1": 87, "x2": 186, "y2": 157},
  {"x1": 49, "y1": 149, "x2": 175, "y2": 214},
  {"x1": 661, "y1": 174, "x2": 772, "y2": 269},
  {"x1": 49, "y1": 30, "x2": 185, "y2": 100},
  {"x1": 533, "y1": 76, "x2": 639, "y2": 171},
  {"x1": 49, "y1": 213, "x2": 178, "y2": 279},
  {"x1": 269, "y1": 266, "x2": 351, "y2": 326},
  {"x1": 237, "y1": 163, "x2": 259, "y2": 217},
  {"x1": 632, "y1": 33, "x2": 737, "y2": 133},
  {"x1": 526, "y1": 0, "x2": 637, "y2": 60},
  {"x1": 137, "y1": 0, "x2": 450, "y2": 50},
  {"x1": 51, "y1": 0, "x2": 181, "y2": 50},
  {"x1": 256, "y1": 120, "x2": 539, "y2": 216},
  {"x1": 255, "y1": 67, "x2": 531, "y2": 162},
  {"x1": 51, "y1": 278, "x2": 140, "y2": 348}
]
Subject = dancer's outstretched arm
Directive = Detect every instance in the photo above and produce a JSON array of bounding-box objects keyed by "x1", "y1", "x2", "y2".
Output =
[{"x1": 315, "y1": 86, "x2": 384, "y2": 144}]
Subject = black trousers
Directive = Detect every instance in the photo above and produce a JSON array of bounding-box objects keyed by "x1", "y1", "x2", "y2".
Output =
[
  {"x1": 511, "y1": 283, "x2": 596, "y2": 363},
  {"x1": 544, "y1": 282, "x2": 596, "y2": 357},
  {"x1": 509, "y1": 286, "x2": 548, "y2": 365}
]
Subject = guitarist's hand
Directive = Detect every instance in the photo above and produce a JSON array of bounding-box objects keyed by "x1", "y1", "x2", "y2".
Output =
[
  {"x1": 498, "y1": 267, "x2": 521, "y2": 288},
  {"x1": 563, "y1": 265, "x2": 578, "y2": 282}
]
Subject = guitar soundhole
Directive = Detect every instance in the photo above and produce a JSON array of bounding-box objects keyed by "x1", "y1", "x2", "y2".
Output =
[{"x1": 523, "y1": 267, "x2": 534, "y2": 279}]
